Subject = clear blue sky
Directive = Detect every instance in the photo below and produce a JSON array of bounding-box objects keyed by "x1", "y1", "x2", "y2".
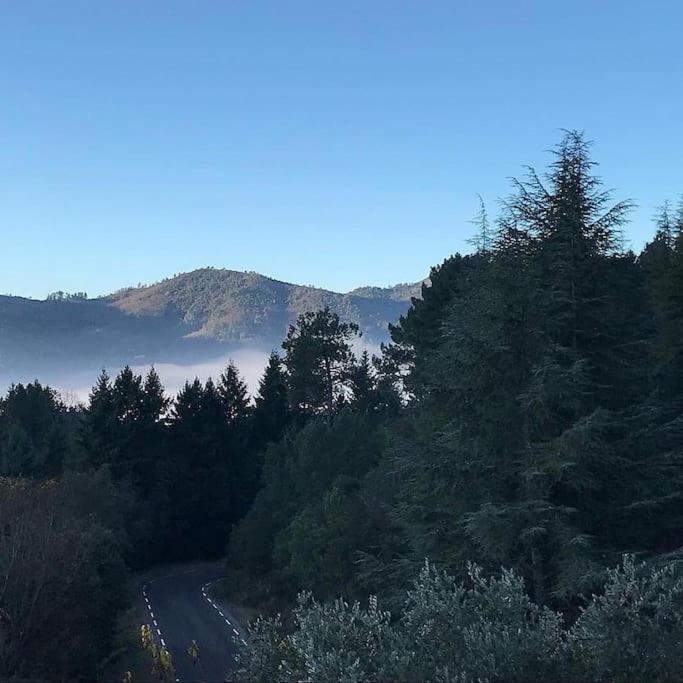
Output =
[{"x1": 1, "y1": 1, "x2": 681, "y2": 299}]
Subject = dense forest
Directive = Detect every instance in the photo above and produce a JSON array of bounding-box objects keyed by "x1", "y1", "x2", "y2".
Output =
[{"x1": 1, "y1": 132, "x2": 682, "y2": 681}]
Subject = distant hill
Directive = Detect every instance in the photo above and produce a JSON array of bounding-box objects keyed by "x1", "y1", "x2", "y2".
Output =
[
  {"x1": 108, "y1": 268, "x2": 422, "y2": 342},
  {"x1": 0, "y1": 268, "x2": 422, "y2": 390}
]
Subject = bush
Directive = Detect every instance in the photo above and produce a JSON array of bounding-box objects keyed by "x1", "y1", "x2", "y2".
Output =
[
  {"x1": 401, "y1": 561, "x2": 563, "y2": 682},
  {"x1": 568, "y1": 554, "x2": 683, "y2": 682},
  {"x1": 238, "y1": 557, "x2": 683, "y2": 682}
]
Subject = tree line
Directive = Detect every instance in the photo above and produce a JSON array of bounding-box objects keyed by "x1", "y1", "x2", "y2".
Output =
[{"x1": 1, "y1": 130, "x2": 682, "y2": 681}]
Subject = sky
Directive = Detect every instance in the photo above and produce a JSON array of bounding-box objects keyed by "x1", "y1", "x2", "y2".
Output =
[{"x1": 1, "y1": 0, "x2": 682, "y2": 300}]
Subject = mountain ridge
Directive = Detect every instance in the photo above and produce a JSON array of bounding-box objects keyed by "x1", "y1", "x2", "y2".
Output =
[{"x1": 0, "y1": 267, "x2": 423, "y2": 387}]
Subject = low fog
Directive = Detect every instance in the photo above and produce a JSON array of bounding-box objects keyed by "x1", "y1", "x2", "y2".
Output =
[{"x1": 0, "y1": 339, "x2": 381, "y2": 405}]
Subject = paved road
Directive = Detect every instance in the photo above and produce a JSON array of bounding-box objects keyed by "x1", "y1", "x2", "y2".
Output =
[{"x1": 140, "y1": 564, "x2": 245, "y2": 682}]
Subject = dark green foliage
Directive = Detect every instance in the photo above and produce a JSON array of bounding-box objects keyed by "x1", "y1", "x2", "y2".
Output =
[
  {"x1": 253, "y1": 352, "x2": 291, "y2": 450},
  {"x1": 228, "y1": 411, "x2": 387, "y2": 601},
  {"x1": 363, "y1": 132, "x2": 682, "y2": 611},
  {"x1": 642, "y1": 200, "x2": 683, "y2": 406},
  {"x1": 219, "y1": 362, "x2": 250, "y2": 422},
  {"x1": 0, "y1": 382, "x2": 76, "y2": 477},
  {"x1": 81, "y1": 369, "x2": 118, "y2": 467},
  {"x1": 228, "y1": 134, "x2": 683, "y2": 657},
  {"x1": 282, "y1": 307, "x2": 360, "y2": 421},
  {"x1": 164, "y1": 365, "x2": 253, "y2": 559}
]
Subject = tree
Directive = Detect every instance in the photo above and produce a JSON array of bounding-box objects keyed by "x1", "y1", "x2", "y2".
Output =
[
  {"x1": 0, "y1": 382, "x2": 74, "y2": 477},
  {"x1": 165, "y1": 378, "x2": 232, "y2": 558},
  {"x1": 142, "y1": 367, "x2": 169, "y2": 423},
  {"x1": 642, "y1": 199, "x2": 683, "y2": 407},
  {"x1": 348, "y1": 351, "x2": 375, "y2": 407},
  {"x1": 282, "y1": 307, "x2": 360, "y2": 422},
  {"x1": 218, "y1": 362, "x2": 250, "y2": 424},
  {"x1": 81, "y1": 369, "x2": 118, "y2": 468},
  {"x1": 376, "y1": 132, "x2": 656, "y2": 608},
  {"x1": 0, "y1": 475, "x2": 128, "y2": 680},
  {"x1": 253, "y1": 352, "x2": 290, "y2": 449}
]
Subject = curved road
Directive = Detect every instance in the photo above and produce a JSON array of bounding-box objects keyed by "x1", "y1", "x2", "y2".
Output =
[{"x1": 140, "y1": 564, "x2": 246, "y2": 682}]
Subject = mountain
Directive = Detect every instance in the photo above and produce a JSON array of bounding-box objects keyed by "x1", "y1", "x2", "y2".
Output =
[
  {"x1": 108, "y1": 268, "x2": 421, "y2": 342},
  {"x1": 0, "y1": 268, "x2": 421, "y2": 393}
]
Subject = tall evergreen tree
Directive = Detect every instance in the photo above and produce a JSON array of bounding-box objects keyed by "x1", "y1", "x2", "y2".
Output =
[
  {"x1": 253, "y1": 352, "x2": 290, "y2": 448},
  {"x1": 378, "y1": 132, "x2": 655, "y2": 605},
  {"x1": 81, "y1": 369, "x2": 118, "y2": 469},
  {"x1": 282, "y1": 307, "x2": 360, "y2": 422},
  {"x1": 112, "y1": 366, "x2": 145, "y2": 427},
  {"x1": 219, "y1": 362, "x2": 250, "y2": 424},
  {"x1": 141, "y1": 367, "x2": 169, "y2": 423},
  {"x1": 166, "y1": 378, "x2": 231, "y2": 558}
]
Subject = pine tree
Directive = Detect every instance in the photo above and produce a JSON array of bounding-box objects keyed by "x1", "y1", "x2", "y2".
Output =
[
  {"x1": 383, "y1": 132, "x2": 646, "y2": 605},
  {"x1": 141, "y1": 367, "x2": 169, "y2": 423},
  {"x1": 218, "y1": 362, "x2": 250, "y2": 424},
  {"x1": 282, "y1": 307, "x2": 360, "y2": 422},
  {"x1": 253, "y1": 352, "x2": 290, "y2": 448},
  {"x1": 113, "y1": 366, "x2": 145, "y2": 426},
  {"x1": 503, "y1": 131, "x2": 636, "y2": 601},
  {"x1": 167, "y1": 378, "x2": 232, "y2": 558},
  {"x1": 0, "y1": 382, "x2": 71, "y2": 477},
  {"x1": 172, "y1": 378, "x2": 205, "y2": 424},
  {"x1": 348, "y1": 351, "x2": 377, "y2": 411},
  {"x1": 81, "y1": 369, "x2": 118, "y2": 468}
]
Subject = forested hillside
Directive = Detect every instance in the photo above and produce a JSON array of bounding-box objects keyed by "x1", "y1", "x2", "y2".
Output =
[
  {"x1": 0, "y1": 271, "x2": 417, "y2": 386},
  {"x1": 1, "y1": 132, "x2": 682, "y2": 682}
]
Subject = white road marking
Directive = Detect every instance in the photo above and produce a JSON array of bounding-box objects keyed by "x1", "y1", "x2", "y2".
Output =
[
  {"x1": 144, "y1": 568, "x2": 250, "y2": 676},
  {"x1": 201, "y1": 581, "x2": 247, "y2": 648}
]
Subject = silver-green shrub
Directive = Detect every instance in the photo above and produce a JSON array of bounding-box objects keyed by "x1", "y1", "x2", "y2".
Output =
[
  {"x1": 568, "y1": 554, "x2": 683, "y2": 682},
  {"x1": 236, "y1": 556, "x2": 683, "y2": 682}
]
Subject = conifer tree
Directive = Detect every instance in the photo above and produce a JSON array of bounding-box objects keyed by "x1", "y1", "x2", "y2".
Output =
[
  {"x1": 141, "y1": 367, "x2": 169, "y2": 423},
  {"x1": 253, "y1": 352, "x2": 290, "y2": 448},
  {"x1": 350, "y1": 351, "x2": 374, "y2": 401},
  {"x1": 282, "y1": 307, "x2": 360, "y2": 422},
  {"x1": 166, "y1": 378, "x2": 232, "y2": 557},
  {"x1": 81, "y1": 369, "x2": 118, "y2": 468},
  {"x1": 112, "y1": 366, "x2": 145, "y2": 426},
  {"x1": 0, "y1": 382, "x2": 71, "y2": 477},
  {"x1": 218, "y1": 362, "x2": 250, "y2": 424}
]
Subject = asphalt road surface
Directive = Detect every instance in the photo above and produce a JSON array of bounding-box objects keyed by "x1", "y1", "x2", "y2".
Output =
[{"x1": 140, "y1": 564, "x2": 245, "y2": 682}]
